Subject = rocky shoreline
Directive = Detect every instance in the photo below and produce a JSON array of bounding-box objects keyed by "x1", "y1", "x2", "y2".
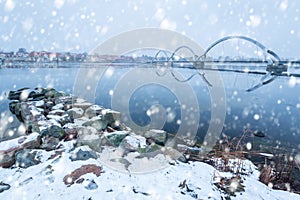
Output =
[
  {"x1": 1, "y1": 87, "x2": 300, "y2": 199},
  {"x1": 2, "y1": 87, "x2": 200, "y2": 169}
]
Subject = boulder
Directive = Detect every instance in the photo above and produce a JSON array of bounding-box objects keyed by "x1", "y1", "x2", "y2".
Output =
[
  {"x1": 64, "y1": 127, "x2": 78, "y2": 141},
  {"x1": 25, "y1": 121, "x2": 40, "y2": 134},
  {"x1": 72, "y1": 101, "x2": 93, "y2": 111},
  {"x1": 101, "y1": 109, "x2": 121, "y2": 128},
  {"x1": 40, "y1": 136, "x2": 61, "y2": 150},
  {"x1": 52, "y1": 103, "x2": 64, "y2": 111},
  {"x1": 45, "y1": 101, "x2": 54, "y2": 110},
  {"x1": 77, "y1": 126, "x2": 102, "y2": 151},
  {"x1": 69, "y1": 148, "x2": 98, "y2": 161},
  {"x1": 84, "y1": 105, "x2": 103, "y2": 118},
  {"x1": 54, "y1": 95, "x2": 73, "y2": 105},
  {"x1": 8, "y1": 88, "x2": 31, "y2": 100},
  {"x1": 20, "y1": 102, "x2": 46, "y2": 123},
  {"x1": 31, "y1": 100, "x2": 45, "y2": 108},
  {"x1": 48, "y1": 109, "x2": 65, "y2": 116},
  {"x1": 9, "y1": 101, "x2": 22, "y2": 121},
  {"x1": 0, "y1": 132, "x2": 41, "y2": 168},
  {"x1": 63, "y1": 164, "x2": 102, "y2": 186},
  {"x1": 38, "y1": 119, "x2": 61, "y2": 131},
  {"x1": 47, "y1": 114, "x2": 73, "y2": 126},
  {"x1": 77, "y1": 126, "x2": 99, "y2": 135},
  {"x1": 43, "y1": 88, "x2": 64, "y2": 99},
  {"x1": 15, "y1": 149, "x2": 40, "y2": 168},
  {"x1": 8, "y1": 88, "x2": 47, "y2": 101},
  {"x1": 83, "y1": 179, "x2": 98, "y2": 190},
  {"x1": 64, "y1": 107, "x2": 84, "y2": 119},
  {"x1": 144, "y1": 129, "x2": 168, "y2": 146},
  {"x1": 101, "y1": 131, "x2": 129, "y2": 147},
  {"x1": 0, "y1": 153, "x2": 15, "y2": 169},
  {"x1": 40, "y1": 125, "x2": 65, "y2": 139},
  {"x1": 74, "y1": 117, "x2": 90, "y2": 126},
  {"x1": 119, "y1": 135, "x2": 147, "y2": 152},
  {"x1": 82, "y1": 116, "x2": 107, "y2": 131}
]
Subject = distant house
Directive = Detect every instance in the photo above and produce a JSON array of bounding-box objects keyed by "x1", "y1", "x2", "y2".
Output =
[
  {"x1": 28, "y1": 51, "x2": 58, "y2": 62},
  {"x1": 0, "y1": 51, "x2": 14, "y2": 59},
  {"x1": 15, "y1": 48, "x2": 29, "y2": 61}
]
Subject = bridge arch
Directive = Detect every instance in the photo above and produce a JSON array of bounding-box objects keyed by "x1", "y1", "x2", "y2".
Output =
[{"x1": 201, "y1": 35, "x2": 281, "y2": 62}]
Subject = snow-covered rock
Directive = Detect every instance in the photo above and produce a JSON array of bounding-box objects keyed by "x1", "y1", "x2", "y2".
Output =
[
  {"x1": 145, "y1": 129, "x2": 168, "y2": 146},
  {"x1": 0, "y1": 132, "x2": 41, "y2": 168}
]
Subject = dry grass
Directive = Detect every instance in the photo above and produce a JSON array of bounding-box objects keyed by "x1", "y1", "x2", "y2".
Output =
[{"x1": 189, "y1": 129, "x2": 300, "y2": 195}]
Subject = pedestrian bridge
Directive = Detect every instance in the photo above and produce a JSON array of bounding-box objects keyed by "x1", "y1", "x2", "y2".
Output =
[{"x1": 152, "y1": 35, "x2": 298, "y2": 91}]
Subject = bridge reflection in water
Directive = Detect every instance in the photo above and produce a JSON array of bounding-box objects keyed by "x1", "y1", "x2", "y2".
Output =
[{"x1": 152, "y1": 35, "x2": 299, "y2": 92}]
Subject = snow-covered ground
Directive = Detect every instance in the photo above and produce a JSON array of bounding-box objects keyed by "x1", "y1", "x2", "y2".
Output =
[{"x1": 0, "y1": 141, "x2": 299, "y2": 200}]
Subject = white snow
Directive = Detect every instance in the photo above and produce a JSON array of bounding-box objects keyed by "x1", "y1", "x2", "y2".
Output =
[
  {"x1": 0, "y1": 132, "x2": 40, "y2": 151},
  {"x1": 51, "y1": 103, "x2": 64, "y2": 110},
  {"x1": 122, "y1": 135, "x2": 147, "y2": 149},
  {"x1": 0, "y1": 141, "x2": 299, "y2": 199}
]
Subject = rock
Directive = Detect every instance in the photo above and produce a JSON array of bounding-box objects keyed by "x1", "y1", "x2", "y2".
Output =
[
  {"x1": 83, "y1": 179, "x2": 98, "y2": 190},
  {"x1": 45, "y1": 101, "x2": 54, "y2": 109},
  {"x1": 0, "y1": 153, "x2": 15, "y2": 169},
  {"x1": 0, "y1": 132, "x2": 41, "y2": 168},
  {"x1": 25, "y1": 121, "x2": 40, "y2": 134},
  {"x1": 9, "y1": 88, "x2": 46, "y2": 101},
  {"x1": 60, "y1": 114, "x2": 74, "y2": 126},
  {"x1": 31, "y1": 100, "x2": 45, "y2": 108},
  {"x1": 52, "y1": 103, "x2": 64, "y2": 110},
  {"x1": 9, "y1": 101, "x2": 20, "y2": 114},
  {"x1": 48, "y1": 109, "x2": 65, "y2": 116},
  {"x1": 9, "y1": 101, "x2": 23, "y2": 122},
  {"x1": 77, "y1": 134, "x2": 102, "y2": 151},
  {"x1": 82, "y1": 116, "x2": 108, "y2": 131},
  {"x1": 64, "y1": 128, "x2": 78, "y2": 141},
  {"x1": 43, "y1": 88, "x2": 63, "y2": 99},
  {"x1": 40, "y1": 125, "x2": 65, "y2": 139},
  {"x1": 145, "y1": 129, "x2": 168, "y2": 146},
  {"x1": 54, "y1": 95, "x2": 73, "y2": 105},
  {"x1": 8, "y1": 88, "x2": 30, "y2": 100},
  {"x1": 70, "y1": 148, "x2": 97, "y2": 161},
  {"x1": 15, "y1": 149, "x2": 40, "y2": 168},
  {"x1": 64, "y1": 107, "x2": 84, "y2": 119},
  {"x1": 47, "y1": 114, "x2": 73, "y2": 126},
  {"x1": 102, "y1": 109, "x2": 121, "y2": 128},
  {"x1": 77, "y1": 127, "x2": 102, "y2": 151},
  {"x1": 63, "y1": 164, "x2": 102, "y2": 186},
  {"x1": 20, "y1": 102, "x2": 46, "y2": 123},
  {"x1": 84, "y1": 105, "x2": 104, "y2": 118},
  {"x1": 38, "y1": 119, "x2": 61, "y2": 131},
  {"x1": 119, "y1": 135, "x2": 147, "y2": 152},
  {"x1": 77, "y1": 126, "x2": 99, "y2": 135},
  {"x1": 40, "y1": 136, "x2": 61, "y2": 150},
  {"x1": 102, "y1": 131, "x2": 129, "y2": 147},
  {"x1": 146, "y1": 143, "x2": 162, "y2": 152},
  {"x1": 72, "y1": 101, "x2": 93, "y2": 111},
  {"x1": 0, "y1": 182, "x2": 10, "y2": 193},
  {"x1": 74, "y1": 117, "x2": 90, "y2": 126}
]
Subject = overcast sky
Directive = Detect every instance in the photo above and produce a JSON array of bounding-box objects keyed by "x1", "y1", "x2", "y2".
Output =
[{"x1": 0, "y1": 0, "x2": 299, "y2": 58}]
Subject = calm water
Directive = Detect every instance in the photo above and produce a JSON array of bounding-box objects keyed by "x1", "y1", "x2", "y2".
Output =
[{"x1": 0, "y1": 66, "x2": 299, "y2": 150}]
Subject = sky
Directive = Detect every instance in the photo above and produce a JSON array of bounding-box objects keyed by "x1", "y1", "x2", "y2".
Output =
[{"x1": 0, "y1": 0, "x2": 299, "y2": 58}]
